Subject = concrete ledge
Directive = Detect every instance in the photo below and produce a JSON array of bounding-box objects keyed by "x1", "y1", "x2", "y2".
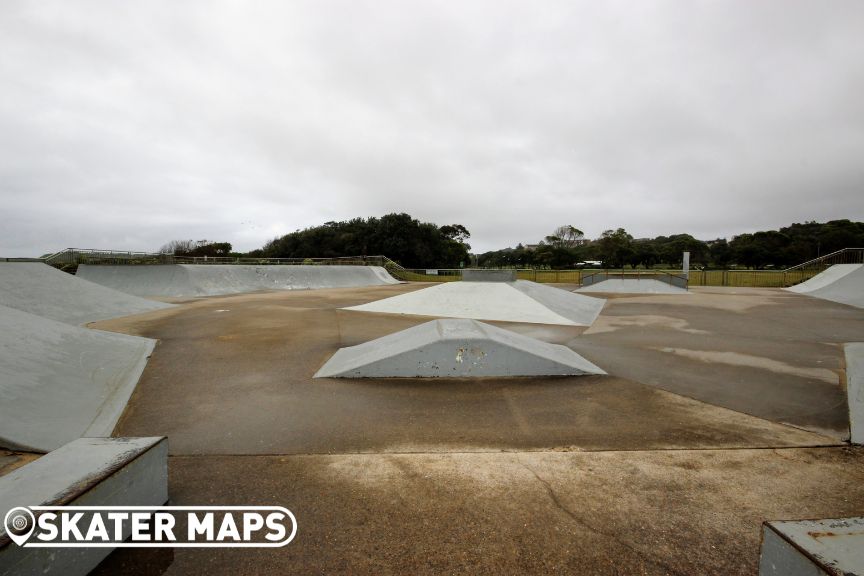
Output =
[
  {"x1": 759, "y1": 517, "x2": 864, "y2": 575},
  {"x1": 846, "y1": 343, "x2": 864, "y2": 444},
  {"x1": 462, "y1": 269, "x2": 517, "y2": 282},
  {"x1": 0, "y1": 437, "x2": 168, "y2": 576}
]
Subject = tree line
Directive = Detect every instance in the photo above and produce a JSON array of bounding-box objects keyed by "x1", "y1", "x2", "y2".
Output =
[
  {"x1": 160, "y1": 217, "x2": 863, "y2": 270},
  {"x1": 477, "y1": 219, "x2": 864, "y2": 269},
  {"x1": 251, "y1": 213, "x2": 471, "y2": 268}
]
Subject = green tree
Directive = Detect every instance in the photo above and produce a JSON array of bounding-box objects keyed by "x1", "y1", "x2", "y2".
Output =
[{"x1": 596, "y1": 228, "x2": 634, "y2": 268}]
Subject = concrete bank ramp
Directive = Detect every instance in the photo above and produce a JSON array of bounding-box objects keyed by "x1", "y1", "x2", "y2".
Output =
[
  {"x1": 77, "y1": 264, "x2": 399, "y2": 298},
  {"x1": 0, "y1": 262, "x2": 172, "y2": 325},
  {"x1": 576, "y1": 278, "x2": 689, "y2": 294},
  {"x1": 786, "y1": 264, "x2": 864, "y2": 309},
  {"x1": 345, "y1": 280, "x2": 605, "y2": 326},
  {"x1": 0, "y1": 304, "x2": 156, "y2": 452},
  {"x1": 315, "y1": 318, "x2": 606, "y2": 378}
]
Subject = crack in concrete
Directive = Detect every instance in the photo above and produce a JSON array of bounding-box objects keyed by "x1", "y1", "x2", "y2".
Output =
[{"x1": 517, "y1": 456, "x2": 688, "y2": 576}]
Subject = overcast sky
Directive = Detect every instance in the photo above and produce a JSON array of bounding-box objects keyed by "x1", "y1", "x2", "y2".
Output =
[{"x1": 1, "y1": 1, "x2": 862, "y2": 256}]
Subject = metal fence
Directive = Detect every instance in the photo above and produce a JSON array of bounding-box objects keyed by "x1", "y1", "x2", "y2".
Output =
[
  {"x1": 26, "y1": 247, "x2": 862, "y2": 288},
  {"x1": 40, "y1": 249, "x2": 399, "y2": 269},
  {"x1": 397, "y1": 267, "x2": 825, "y2": 288}
]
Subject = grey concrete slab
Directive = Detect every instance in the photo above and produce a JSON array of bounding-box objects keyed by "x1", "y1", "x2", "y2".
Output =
[
  {"x1": 0, "y1": 304, "x2": 157, "y2": 452},
  {"x1": 314, "y1": 318, "x2": 605, "y2": 378},
  {"x1": 346, "y1": 280, "x2": 605, "y2": 326},
  {"x1": 576, "y1": 278, "x2": 689, "y2": 294},
  {"x1": 759, "y1": 517, "x2": 864, "y2": 575},
  {"x1": 462, "y1": 269, "x2": 517, "y2": 282},
  {"x1": 0, "y1": 262, "x2": 173, "y2": 325},
  {"x1": 96, "y1": 447, "x2": 864, "y2": 575},
  {"x1": 0, "y1": 437, "x2": 167, "y2": 576},
  {"x1": 786, "y1": 264, "x2": 864, "y2": 309},
  {"x1": 103, "y1": 287, "x2": 835, "y2": 455},
  {"x1": 847, "y1": 343, "x2": 864, "y2": 444},
  {"x1": 569, "y1": 287, "x2": 861, "y2": 437},
  {"x1": 77, "y1": 264, "x2": 398, "y2": 298}
]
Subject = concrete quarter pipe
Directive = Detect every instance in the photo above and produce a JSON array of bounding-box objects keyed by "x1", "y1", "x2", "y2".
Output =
[
  {"x1": 786, "y1": 264, "x2": 864, "y2": 309},
  {"x1": 77, "y1": 264, "x2": 399, "y2": 298}
]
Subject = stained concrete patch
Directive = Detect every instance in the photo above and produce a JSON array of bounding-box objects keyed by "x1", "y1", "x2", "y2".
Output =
[
  {"x1": 103, "y1": 286, "x2": 843, "y2": 455},
  {"x1": 0, "y1": 304, "x2": 156, "y2": 452},
  {"x1": 77, "y1": 264, "x2": 398, "y2": 298},
  {"x1": 623, "y1": 287, "x2": 786, "y2": 312},
  {"x1": 567, "y1": 290, "x2": 855, "y2": 437},
  {"x1": 315, "y1": 319, "x2": 605, "y2": 378},
  {"x1": 0, "y1": 262, "x2": 173, "y2": 325},
  {"x1": 585, "y1": 315, "x2": 709, "y2": 335},
  {"x1": 654, "y1": 347, "x2": 839, "y2": 384},
  {"x1": 345, "y1": 280, "x2": 605, "y2": 326},
  {"x1": 95, "y1": 447, "x2": 864, "y2": 575}
]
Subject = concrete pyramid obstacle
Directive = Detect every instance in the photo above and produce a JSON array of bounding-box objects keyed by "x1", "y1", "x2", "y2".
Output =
[
  {"x1": 0, "y1": 262, "x2": 172, "y2": 325},
  {"x1": 0, "y1": 304, "x2": 157, "y2": 452},
  {"x1": 77, "y1": 263, "x2": 399, "y2": 298},
  {"x1": 786, "y1": 264, "x2": 864, "y2": 309},
  {"x1": 345, "y1": 280, "x2": 605, "y2": 326},
  {"x1": 315, "y1": 318, "x2": 606, "y2": 378}
]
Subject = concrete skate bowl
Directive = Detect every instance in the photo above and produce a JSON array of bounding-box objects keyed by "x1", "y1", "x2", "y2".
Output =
[
  {"x1": 345, "y1": 280, "x2": 605, "y2": 326},
  {"x1": 786, "y1": 264, "x2": 864, "y2": 309},
  {"x1": 77, "y1": 264, "x2": 399, "y2": 298},
  {"x1": 0, "y1": 262, "x2": 171, "y2": 452}
]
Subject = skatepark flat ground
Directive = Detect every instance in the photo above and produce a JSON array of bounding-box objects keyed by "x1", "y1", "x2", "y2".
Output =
[{"x1": 86, "y1": 282, "x2": 864, "y2": 574}]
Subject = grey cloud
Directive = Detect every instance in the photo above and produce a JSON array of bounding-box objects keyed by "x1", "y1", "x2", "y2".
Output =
[{"x1": 1, "y1": 0, "x2": 862, "y2": 256}]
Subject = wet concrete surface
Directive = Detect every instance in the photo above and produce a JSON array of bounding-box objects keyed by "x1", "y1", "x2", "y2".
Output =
[
  {"x1": 95, "y1": 447, "x2": 864, "y2": 575},
  {"x1": 85, "y1": 283, "x2": 864, "y2": 574},
  {"x1": 96, "y1": 285, "x2": 847, "y2": 454},
  {"x1": 571, "y1": 287, "x2": 861, "y2": 437}
]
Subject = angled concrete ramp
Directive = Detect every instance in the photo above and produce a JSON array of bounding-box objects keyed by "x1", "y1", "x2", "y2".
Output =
[
  {"x1": 0, "y1": 304, "x2": 156, "y2": 452},
  {"x1": 0, "y1": 262, "x2": 172, "y2": 325},
  {"x1": 786, "y1": 264, "x2": 864, "y2": 309},
  {"x1": 345, "y1": 280, "x2": 604, "y2": 326},
  {"x1": 315, "y1": 318, "x2": 606, "y2": 378},
  {"x1": 77, "y1": 264, "x2": 399, "y2": 298},
  {"x1": 576, "y1": 278, "x2": 689, "y2": 294}
]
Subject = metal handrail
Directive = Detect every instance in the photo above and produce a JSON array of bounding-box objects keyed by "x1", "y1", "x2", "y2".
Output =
[
  {"x1": 38, "y1": 248, "x2": 404, "y2": 269},
  {"x1": 782, "y1": 248, "x2": 864, "y2": 272}
]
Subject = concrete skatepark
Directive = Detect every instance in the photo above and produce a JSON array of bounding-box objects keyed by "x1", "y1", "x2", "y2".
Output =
[{"x1": 1, "y1": 261, "x2": 863, "y2": 574}]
